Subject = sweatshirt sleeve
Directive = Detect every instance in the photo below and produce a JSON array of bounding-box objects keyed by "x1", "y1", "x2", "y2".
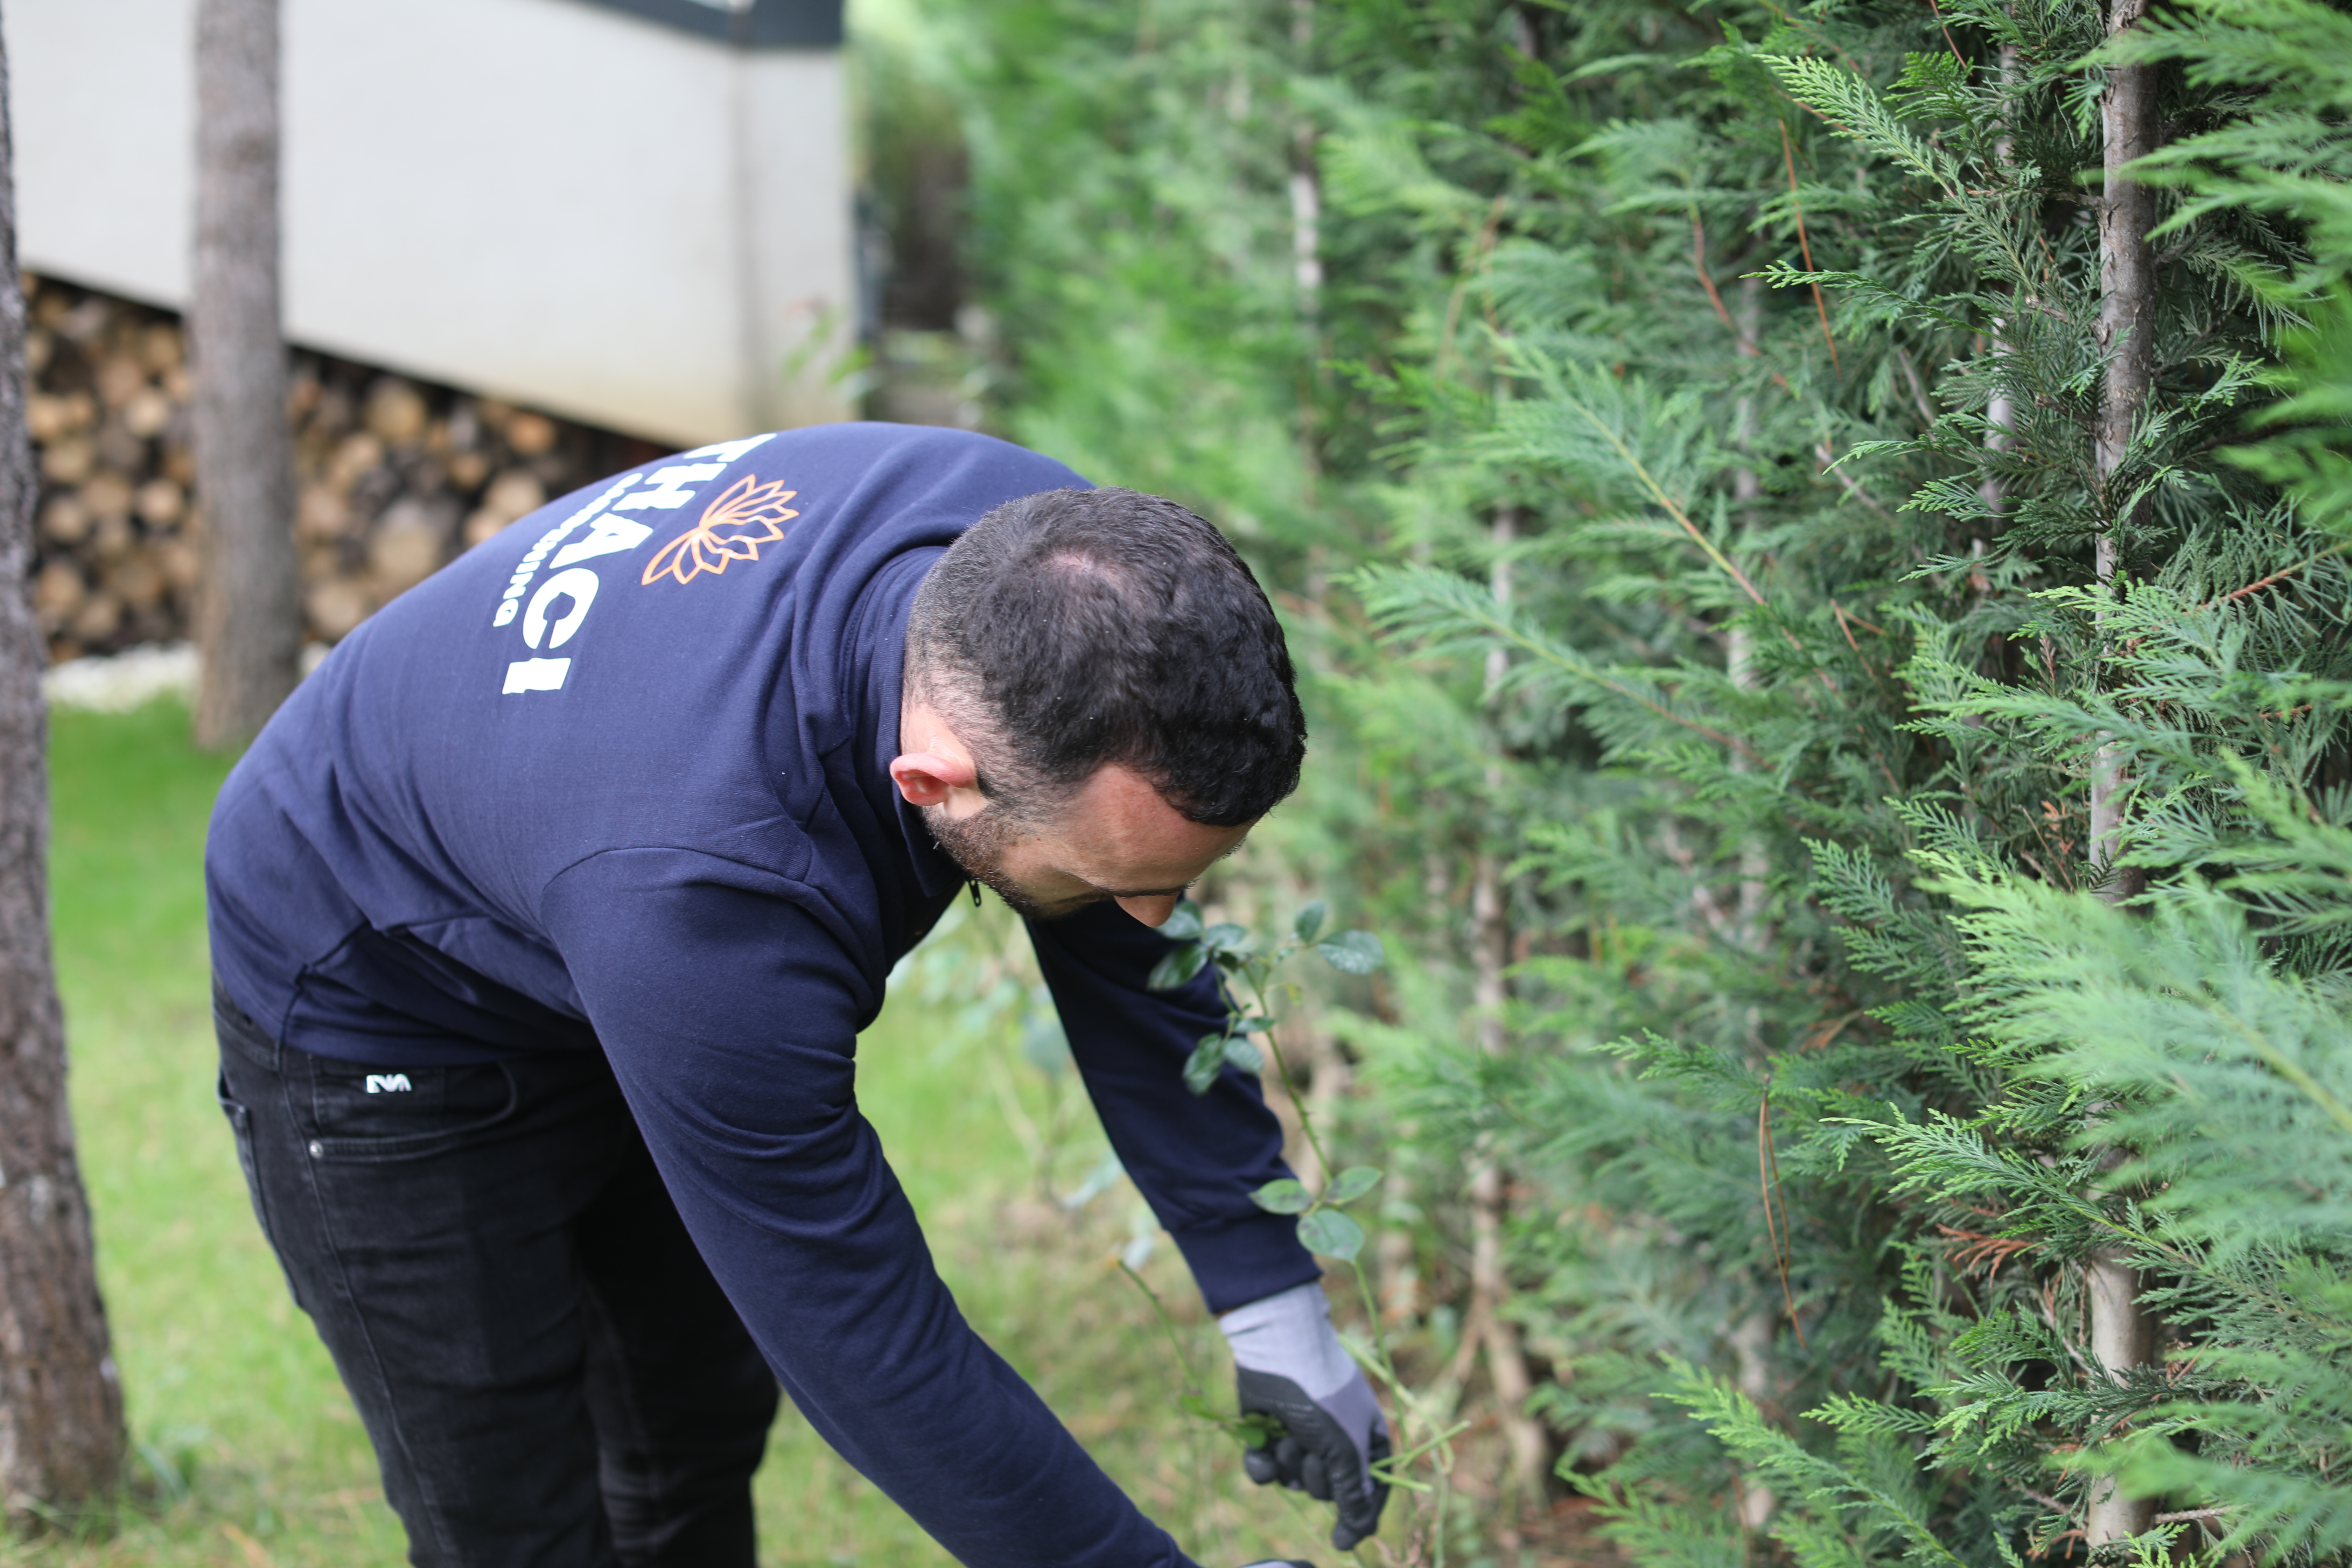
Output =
[
  {"x1": 540, "y1": 848, "x2": 1200, "y2": 1568},
  {"x1": 1026, "y1": 903, "x2": 1324, "y2": 1314}
]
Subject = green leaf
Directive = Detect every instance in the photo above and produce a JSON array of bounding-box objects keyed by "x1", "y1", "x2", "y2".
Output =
[
  {"x1": 1297, "y1": 1208, "x2": 1365, "y2": 1260},
  {"x1": 1202, "y1": 922, "x2": 1253, "y2": 954},
  {"x1": 1293, "y1": 900, "x2": 1328, "y2": 943},
  {"x1": 1251, "y1": 1178, "x2": 1314, "y2": 1214},
  {"x1": 1182, "y1": 1035, "x2": 1225, "y2": 1096},
  {"x1": 1318, "y1": 930, "x2": 1386, "y2": 975},
  {"x1": 1148, "y1": 942, "x2": 1209, "y2": 992},
  {"x1": 1222, "y1": 1035, "x2": 1264, "y2": 1073},
  {"x1": 1232, "y1": 1411, "x2": 1283, "y2": 1448},
  {"x1": 1161, "y1": 902, "x2": 1204, "y2": 942},
  {"x1": 1324, "y1": 1166, "x2": 1383, "y2": 1204}
]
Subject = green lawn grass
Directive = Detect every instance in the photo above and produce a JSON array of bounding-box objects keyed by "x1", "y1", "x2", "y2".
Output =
[{"x1": 19, "y1": 700, "x2": 1327, "y2": 1566}]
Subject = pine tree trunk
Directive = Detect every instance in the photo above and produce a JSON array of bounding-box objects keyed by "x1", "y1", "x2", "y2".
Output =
[
  {"x1": 191, "y1": 0, "x2": 299, "y2": 750},
  {"x1": 0, "y1": 8, "x2": 129, "y2": 1516},
  {"x1": 1728, "y1": 281, "x2": 1778, "y2": 1531},
  {"x1": 1391, "y1": 842, "x2": 1458, "y2": 1329},
  {"x1": 1288, "y1": 0, "x2": 1322, "y2": 308},
  {"x1": 2092, "y1": 0, "x2": 2157, "y2": 883},
  {"x1": 1289, "y1": 0, "x2": 1323, "y2": 504},
  {"x1": 1465, "y1": 508, "x2": 1549, "y2": 1517},
  {"x1": 2086, "y1": 2, "x2": 2159, "y2": 1548},
  {"x1": 1979, "y1": 46, "x2": 2021, "y2": 532},
  {"x1": 1730, "y1": 1310, "x2": 1778, "y2": 1528},
  {"x1": 1466, "y1": 852, "x2": 1547, "y2": 1517},
  {"x1": 1730, "y1": 279, "x2": 1771, "y2": 952}
]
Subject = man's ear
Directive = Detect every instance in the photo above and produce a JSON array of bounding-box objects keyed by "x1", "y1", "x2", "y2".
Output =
[
  {"x1": 889, "y1": 749, "x2": 977, "y2": 807},
  {"x1": 893, "y1": 695, "x2": 981, "y2": 807}
]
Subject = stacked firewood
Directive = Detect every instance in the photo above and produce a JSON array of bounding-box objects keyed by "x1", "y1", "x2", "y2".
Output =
[{"x1": 23, "y1": 275, "x2": 663, "y2": 664}]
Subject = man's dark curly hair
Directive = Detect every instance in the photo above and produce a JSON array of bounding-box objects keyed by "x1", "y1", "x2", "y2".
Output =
[{"x1": 906, "y1": 487, "x2": 1306, "y2": 828}]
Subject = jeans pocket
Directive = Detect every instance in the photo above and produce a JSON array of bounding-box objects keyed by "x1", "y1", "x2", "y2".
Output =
[
  {"x1": 217, "y1": 1070, "x2": 298, "y2": 1302},
  {"x1": 300, "y1": 1058, "x2": 520, "y2": 1162}
]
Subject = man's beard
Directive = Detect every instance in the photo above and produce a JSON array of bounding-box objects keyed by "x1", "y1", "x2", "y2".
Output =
[{"x1": 920, "y1": 802, "x2": 1070, "y2": 922}]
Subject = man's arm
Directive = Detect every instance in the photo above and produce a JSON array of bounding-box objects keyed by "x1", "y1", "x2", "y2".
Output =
[
  {"x1": 1029, "y1": 903, "x2": 1390, "y2": 1553},
  {"x1": 542, "y1": 848, "x2": 1201, "y2": 1568},
  {"x1": 1024, "y1": 902, "x2": 1322, "y2": 1312}
]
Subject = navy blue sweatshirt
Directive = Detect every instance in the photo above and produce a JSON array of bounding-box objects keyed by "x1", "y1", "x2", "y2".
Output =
[{"x1": 205, "y1": 422, "x2": 1321, "y2": 1567}]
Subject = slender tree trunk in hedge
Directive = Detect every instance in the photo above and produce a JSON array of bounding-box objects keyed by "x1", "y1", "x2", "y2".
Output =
[
  {"x1": 1467, "y1": 846, "x2": 1547, "y2": 1511},
  {"x1": 0, "y1": 7, "x2": 128, "y2": 1517},
  {"x1": 1730, "y1": 280, "x2": 1770, "y2": 952},
  {"x1": 1289, "y1": 0, "x2": 1323, "y2": 504},
  {"x1": 192, "y1": 0, "x2": 300, "y2": 750},
  {"x1": 1465, "y1": 509, "x2": 1549, "y2": 1514},
  {"x1": 2092, "y1": 0, "x2": 2157, "y2": 895},
  {"x1": 1980, "y1": 47, "x2": 2021, "y2": 533},
  {"x1": 2087, "y1": 0, "x2": 2160, "y2": 1547}
]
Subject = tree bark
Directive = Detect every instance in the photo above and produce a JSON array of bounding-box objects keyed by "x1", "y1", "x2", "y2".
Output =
[
  {"x1": 1290, "y1": 0, "x2": 1323, "y2": 506},
  {"x1": 1727, "y1": 282, "x2": 1779, "y2": 1530},
  {"x1": 1730, "y1": 1310, "x2": 1777, "y2": 1528},
  {"x1": 191, "y1": 0, "x2": 299, "y2": 749},
  {"x1": 2086, "y1": 2, "x2": 2158, "y2": 1548},
  {"x1": 1464, "y1": 508, "x2": 1549, "y2": 1516},
  {"x1": 1466, "y1": 849, "x2": 1548, "y2": 1516},
  {"x1": 1729, "y1": 279, "x2": 1771, "y2": 953},
  {"x1": 1288, "y1": 0, "x2": 1322, "y2": 308},
  {"x1": 0, "y1": 4, "x2": 129, "y2": 1517},
  {"x1": 2092, "y1": 0, "x2": 2157, "y2": 845},
  {"x1": 1979, "y1": 46, "x2": 2021, "y2": 533}
]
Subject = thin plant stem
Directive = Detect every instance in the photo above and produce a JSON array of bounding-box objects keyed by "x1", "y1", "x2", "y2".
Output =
[
  {"x1": 1349, "y1": 1263, "x2": 1404, "y2": 1388},
  {"x1": 1175, "y1": 918, "x2": 1459, "y2": 1559},
  {"x1": 1120, "y1": 1258, "x2": 1206, "y2": 1401},
  {"x1": 1258, "y1": 1027, "x2": 1337, "y2": 1190},
  {"x1": 1780, "y1": 117, "x2": 1840, "y2": 373},
  {"x1": 1757, "y1": 1084, "x2": 1809, "y2": 1349},
  {"x1": 2204, "y1": 540, "x2": 2348, "y2": 608},
  {"x1": 1560, "y1": 392, "x2": 1768, "y2": 606}
]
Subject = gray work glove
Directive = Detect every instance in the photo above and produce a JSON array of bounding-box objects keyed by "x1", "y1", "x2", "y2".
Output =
[{"x1": 1219, "y1": 1282, "x2": 1391, "y2": 1551}]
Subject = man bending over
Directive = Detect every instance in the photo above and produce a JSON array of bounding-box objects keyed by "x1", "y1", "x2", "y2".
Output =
[{"x1": 205, "y1": 422, "x2": 1387, "y2": 1566}]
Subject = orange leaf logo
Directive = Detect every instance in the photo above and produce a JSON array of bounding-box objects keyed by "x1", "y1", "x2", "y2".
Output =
[{"x1": 640, "y1": 475, "x2": 801, "y2": 586}]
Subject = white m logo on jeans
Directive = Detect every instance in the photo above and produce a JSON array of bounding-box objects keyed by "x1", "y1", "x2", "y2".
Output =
[{"x1": 365, "y1": 1073, "x2": 414, "y2": 1095}]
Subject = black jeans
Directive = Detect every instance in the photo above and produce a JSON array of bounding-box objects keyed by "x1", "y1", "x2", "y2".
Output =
[{"x1": 213, "y1": 984, "x2": 779, "y2": 1567}]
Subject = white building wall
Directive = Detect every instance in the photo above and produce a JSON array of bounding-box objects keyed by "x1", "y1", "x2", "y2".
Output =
[{"x1": 6, "y1": 0, "x2": 853, "y2": 447}]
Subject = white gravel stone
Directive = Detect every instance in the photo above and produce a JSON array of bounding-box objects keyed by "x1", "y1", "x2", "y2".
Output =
[
  {"x1": 40, "y1": 640, "x2": 330, "y2": 713},
  {"x1": 42, "y1": 642, "x2": 198, "y2": 713}
]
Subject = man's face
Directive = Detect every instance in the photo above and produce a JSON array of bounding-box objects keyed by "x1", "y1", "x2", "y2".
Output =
[
  {"x1": 922, "y1": 762, "x2": 1253, "y2": 926},
  {"x1": 891, "y1": 694, "x2": 1255, "y2": 926}
]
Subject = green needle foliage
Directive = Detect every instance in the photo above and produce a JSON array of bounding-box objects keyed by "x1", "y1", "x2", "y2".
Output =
[{"x1": 885, "y1": 0, "x2": 2352, "y2": 1558}]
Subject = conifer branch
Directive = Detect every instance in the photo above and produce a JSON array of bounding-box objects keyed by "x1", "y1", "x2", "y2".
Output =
[{"x1": 1779, "y1": 120, "x2": 1840, "y2": 373}]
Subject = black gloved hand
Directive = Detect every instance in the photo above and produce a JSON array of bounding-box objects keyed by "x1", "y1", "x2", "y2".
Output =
[
  {"x1": 1235, "y1": 1367, "x2": 1391, "y2": 1549},
  {"x1": 1220, "y1": 1283, "x2": 1391, "y2": 1552}
]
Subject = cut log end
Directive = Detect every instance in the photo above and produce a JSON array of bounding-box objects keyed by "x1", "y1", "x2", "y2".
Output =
[{"x1": 22, "y1": 275, "x2": 659, "y2": 666}]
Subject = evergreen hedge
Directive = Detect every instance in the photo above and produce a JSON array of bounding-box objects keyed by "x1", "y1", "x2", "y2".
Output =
[{"x1": 883, "y1": 0, "x2": 2352, "y2": 1558}]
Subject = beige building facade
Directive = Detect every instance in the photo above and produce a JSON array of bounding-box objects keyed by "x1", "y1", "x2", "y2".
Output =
[{"x1": 7, "y1": 0, "x2": 854, "y2": 447}]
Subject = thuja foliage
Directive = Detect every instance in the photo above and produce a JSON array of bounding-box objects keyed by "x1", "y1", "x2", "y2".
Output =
[
  {"x1": 1346, "y1": 0, "x2": 2352, "y2": 1558},
  {"x1": 880, "y1": 0, "x2": 2352, "y2": 1559}
]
